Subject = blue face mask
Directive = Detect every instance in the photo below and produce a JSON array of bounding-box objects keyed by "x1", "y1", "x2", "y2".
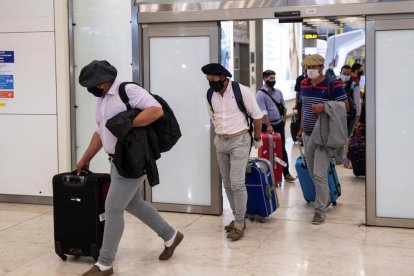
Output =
[{"x1": 87, "y1": 87, "x2": 104, "y2": 97}]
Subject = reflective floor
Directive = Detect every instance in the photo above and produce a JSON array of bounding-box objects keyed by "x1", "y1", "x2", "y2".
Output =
[{"x1": 1, "y1": 130, "x2": 414, "y2": 275}]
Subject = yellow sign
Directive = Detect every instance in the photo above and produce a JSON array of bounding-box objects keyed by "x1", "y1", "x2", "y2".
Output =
[
  {"x1": 304, "y1": 33, "x2": 318, "y2": 40},
  {"x1": 0, "y1": 102, "x2": 6, "y2": 107}
]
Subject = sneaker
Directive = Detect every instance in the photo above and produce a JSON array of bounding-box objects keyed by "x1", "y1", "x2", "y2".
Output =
[
  {"x1": 226, "y1": 225, "x2": 245, "y2": 241},
  {"x1": 159, "y1": 231, "x2": 184, "y2": 260},
  {"x1": 284, "y1": 174, "x2": 296, "y2": 183},
  {"x1": 312, "y1": 212, "x2": 326, "y2": 225},
  {"x1": 82, "y1": 265, "x2": 113, "y2": 276},
  {"x1": 224, "y1": 220, "x2": 246, "y2": 232}
]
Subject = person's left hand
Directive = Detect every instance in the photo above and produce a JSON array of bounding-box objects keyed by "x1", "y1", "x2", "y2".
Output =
[{"x1": 312, "y1": 103, "x2": 325, "y2": 114}]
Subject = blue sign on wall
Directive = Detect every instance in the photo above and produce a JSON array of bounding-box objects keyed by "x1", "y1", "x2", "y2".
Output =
[
  {"x1": 0, "y1": 75, "x2": 14, "y2": 89},
  {"x1": 0, "y1": 51, "x2": 14, "y2": 63}
]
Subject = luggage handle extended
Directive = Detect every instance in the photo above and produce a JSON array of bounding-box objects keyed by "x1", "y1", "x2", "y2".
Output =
[{"x1": 298, "y1": 145, "x2": 307, "y2": 168}]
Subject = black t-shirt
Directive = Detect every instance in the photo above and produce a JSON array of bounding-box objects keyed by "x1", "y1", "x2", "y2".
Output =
[{"x1": 294, "y1": 74, "x2": 306, "y2": 94}]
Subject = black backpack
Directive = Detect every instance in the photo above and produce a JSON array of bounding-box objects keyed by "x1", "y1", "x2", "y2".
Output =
[
  {"x1": 344, "y1": 81, "x2": 357, "y2": 120},
  {"x1": 118, "y1": 82, "x2": 182, "y2": 153},
  {"x1": 206, "y1": 81, "x2": 253, "y2": 139}
]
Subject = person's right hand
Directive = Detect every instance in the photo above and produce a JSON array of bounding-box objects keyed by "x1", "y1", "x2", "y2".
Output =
[
  {"x1": 76, "y1": 158, "x2": 90, "y2": 175},
  {"x1": 297, "y1": 129, "x2": 303, "y2": 142},
  {"x1": 267, "y1": 125, "x2": 274, "y2": 134}
]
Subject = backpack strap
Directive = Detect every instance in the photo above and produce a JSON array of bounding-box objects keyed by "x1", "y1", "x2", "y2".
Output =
[
  {"x1": 327, "y1": 80, "x2": 335, "y2": 100},
  {"x1": 258, "y1": 88, "x2": 286, "y2": 117},
  {"x1": 119, "y1": 82, "x2": 139, "y2": 110},
  {"x1": 232, "y1": 81, "x2": 250, "y2": 126},
  {"x1": 205, "y1": 81, "x2": 251, "y2": 126},
  {"x1": 207, "y1": 88, "x2": 214, "y2": 113}
]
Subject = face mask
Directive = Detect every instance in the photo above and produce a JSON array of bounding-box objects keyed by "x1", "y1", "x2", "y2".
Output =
[
  {"x1": 340, "y1": 75, "x2": 351, "y2": 82},
  {"x1": 265, "y1": 80, "x2": 276, "y2": 88},
  {"x1": 87, "y1": 87, "x2": 104, "y2": 97},
  {"x1": 209, "y1": 79, "x2": 226, "y2": 92},
  {"x1": 307, "y1": 69, "x2": 320, "y2": 79},
  {"x1": 329, "y1": 66, "x2": 334, "y2": 70}
]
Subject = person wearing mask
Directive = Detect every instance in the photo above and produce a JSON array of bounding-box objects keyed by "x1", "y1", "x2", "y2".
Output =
[
  {"x1": 297, "y1": 54, "x2": 349, "y2": 225},
  {"x1": 325, "y1": 61, "x2": 337, "y2": 81},
  {"x1": 78, "y1": 60, "x2": 183, "y2": 276},
  {"x1": 202, "y1": 63, "x2": 263, "y2": 241},
  {"x1": 256, "y1": 70, "x2": 295, "y2": 183},
  {"x1": 339, "y1": 65, "x2": 361, "y2": 168},
  {"x1": 351, "y1": 63, "x2": 363, "y2": 86}
]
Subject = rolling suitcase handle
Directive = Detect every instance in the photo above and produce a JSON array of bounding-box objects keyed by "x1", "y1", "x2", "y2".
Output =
[
  {"x1": 298, "y1": 144, "x2": 307, "y2": 168},
  {"x1": 62, "y1": 170, "x2": 94, "y2": 187}
]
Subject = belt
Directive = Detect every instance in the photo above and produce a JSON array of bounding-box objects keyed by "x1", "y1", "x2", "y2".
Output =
[{"x1": 218, "y1": 129, "x2": 248, "y2": 140}]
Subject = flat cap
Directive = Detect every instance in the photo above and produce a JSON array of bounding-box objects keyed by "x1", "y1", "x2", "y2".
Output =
[
  {"x1": 79, "y1": 60, "x2": 117, "y2": 87},
  {"x1": 201, "y1": 63, "x2": 232, "y2": 77},
  {"x1": 301, "y1": 54, "x2": 325, "y2": 67}
]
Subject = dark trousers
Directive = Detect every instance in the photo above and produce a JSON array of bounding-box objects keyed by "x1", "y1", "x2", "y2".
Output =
[{"x1": 262, "y1": 121, "x2": 290, "y2": 176}]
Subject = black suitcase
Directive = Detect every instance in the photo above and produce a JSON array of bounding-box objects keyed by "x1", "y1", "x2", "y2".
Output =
[
  {"x1": 348, "y1": 132, "x2": 366, "y2": 176},
  {"x1": 52, "y1": 170, "x2": 110, "y2": 261}
]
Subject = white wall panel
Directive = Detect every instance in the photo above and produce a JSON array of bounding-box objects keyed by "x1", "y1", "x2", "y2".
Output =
[
  {"x1": 0, "y1": 0, "x2": 54, "y2": 32},
  {"x1": 0, "y1": 115, "x2": 58, "y2": 196},
  {"x1": 73, "y1": 0, "x2": 132, "y2": 172},
  {"x1": 376, "y1": 30, "x2": 414, "y2": 219},
  {"x1": 0, "y1": 32, "x2": 56, "y2": 114}
]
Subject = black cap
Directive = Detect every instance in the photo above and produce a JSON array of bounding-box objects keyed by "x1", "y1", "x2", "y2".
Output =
[
  {"x1": 201, "y1": 63, "x2": 232, "y2": 77},
  {"x1": 78, "y1": 60, "x2": 117, "y2": 87}
]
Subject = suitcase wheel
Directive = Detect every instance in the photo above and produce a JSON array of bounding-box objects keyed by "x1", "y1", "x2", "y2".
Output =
[
  {"x1": 55, "y1": 241, "x2": 67, "y2": 261},
  {"x1": 256, "y1": 217, "x2": 265, "y2": 223},
  {"x1": 247, "y1": 214, "x2": 266, "y2": 223}
]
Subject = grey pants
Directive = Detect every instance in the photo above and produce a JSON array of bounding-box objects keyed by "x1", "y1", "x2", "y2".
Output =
[
  {"x1": 98, "y1": 162, "x2": 175, "y2": 266},
  {"x1": 302, "y1": 134, "x2": 331, "y2": 213},
  {"x1": 215, "y1": 132, "x2": 250, "y2": 225}
]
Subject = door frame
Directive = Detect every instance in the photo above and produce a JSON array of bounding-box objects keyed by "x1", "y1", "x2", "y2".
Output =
[{"x1": 140, "y1": 22, "x2": 223, "y2": 215}]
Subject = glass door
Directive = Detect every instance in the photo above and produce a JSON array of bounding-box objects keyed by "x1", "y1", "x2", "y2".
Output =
[{"x1": 141, "y1": 22, "x2": 222, "y2": 215}]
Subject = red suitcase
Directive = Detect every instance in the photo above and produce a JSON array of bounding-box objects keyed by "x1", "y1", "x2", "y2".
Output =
[{"x1": 258, "y1": 132, "x2": 284, "y2": 186}]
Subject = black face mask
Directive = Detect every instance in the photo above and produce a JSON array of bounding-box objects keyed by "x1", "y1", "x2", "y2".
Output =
[
  {"x1": 87, "y1": 87, "x2": 104, "y2": 97},
  {"x1": 358, "y1": 71, "x2": 364, "y2": 77},
  {"x1": 209, "y1": 79, "x2": 226, "y2": 92},
  {"x1": 266, "y1": 80, "x2": 276, "y2": 88}
]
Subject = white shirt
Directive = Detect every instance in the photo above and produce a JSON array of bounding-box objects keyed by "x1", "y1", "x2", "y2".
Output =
[
  {"x1": 95, "y1": 79, "x2": 161, "y2": 154},
  {"x1": 207, "y1": 82, "x2": 263, "y2": 135}
]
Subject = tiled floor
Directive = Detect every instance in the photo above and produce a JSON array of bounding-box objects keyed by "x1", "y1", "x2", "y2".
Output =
[{"x1": 1, "y1": 135, "x2": 414, "y2": 275}]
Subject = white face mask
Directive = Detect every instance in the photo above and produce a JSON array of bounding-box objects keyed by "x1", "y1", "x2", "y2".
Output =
[
  {"x1": 307, "y1": 69, "x2": 320, "y2": 79},
  {"x1": 340, "y1": 74, "x2": 351, "y2": 82}
]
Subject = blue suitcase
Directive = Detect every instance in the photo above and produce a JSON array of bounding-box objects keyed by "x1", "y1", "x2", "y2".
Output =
[
  {"x1": 245, "y1": 157, "x2": 279, "y2": 222},
  {"x1": 295, "y1": 147, "x2": 341, "y2": 205}
]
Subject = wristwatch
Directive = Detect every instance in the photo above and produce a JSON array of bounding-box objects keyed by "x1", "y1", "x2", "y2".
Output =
[{"x1": 254, "y1": 137, "x2": 261, "y2": 142}]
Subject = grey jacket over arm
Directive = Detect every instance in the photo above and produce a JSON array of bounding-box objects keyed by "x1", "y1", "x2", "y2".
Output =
[{"x1": 310, "y1": 101, "x2": 348, "y2": 156}]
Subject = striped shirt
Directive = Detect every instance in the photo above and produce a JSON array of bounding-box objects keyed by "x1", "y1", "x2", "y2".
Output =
[{"x1": 300, "y1": 77, "x2": 347, "y2": 133}]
